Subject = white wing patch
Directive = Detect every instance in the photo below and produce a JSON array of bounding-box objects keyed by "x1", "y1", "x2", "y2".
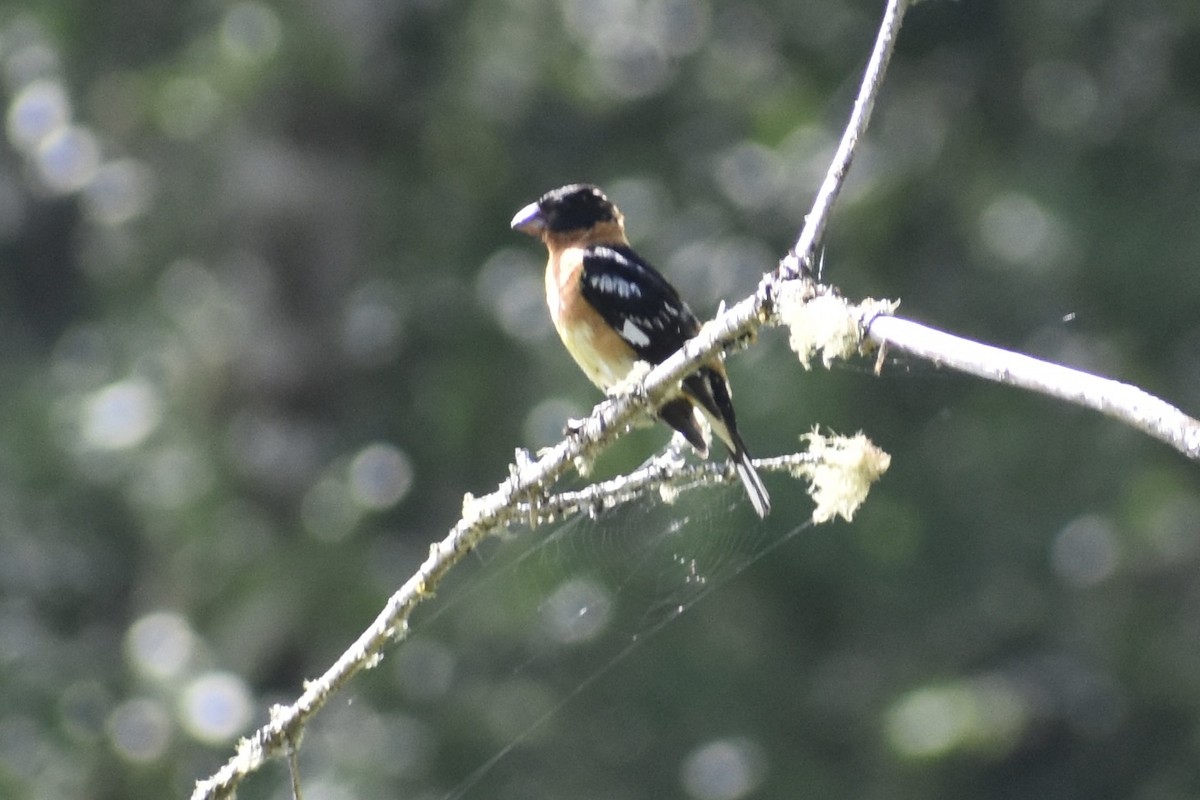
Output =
[
  {"x1": 589, "y1": 270, "x2": 641, "y2": 299},
  {"x1": 619, "y1": 318, "x2": 651, "y2": 348}
]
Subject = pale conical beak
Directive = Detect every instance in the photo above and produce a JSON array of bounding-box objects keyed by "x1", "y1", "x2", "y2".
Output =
[{"x1": 510, "y1": 200, "x2": 545, "y2": 235}]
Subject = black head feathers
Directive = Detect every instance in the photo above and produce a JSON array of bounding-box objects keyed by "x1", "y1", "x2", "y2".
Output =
[{"x1": 511, "y1": 184, "x2": 621, "y2": 235}]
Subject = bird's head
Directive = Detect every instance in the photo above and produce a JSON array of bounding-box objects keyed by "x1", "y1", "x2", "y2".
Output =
[{"x1": 510, "y1": 184, "x2": 625, "y2": 242}]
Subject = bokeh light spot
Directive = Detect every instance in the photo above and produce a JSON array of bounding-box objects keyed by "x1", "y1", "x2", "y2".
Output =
[
  {"x1": 349, "y1": 442, "x2": 414, "y2": 510},
  {"x1": 179, "y1": 672, "x2": 253, "y2": 744},
  {"x1": 680, "y1": 737, "x2": 767, "y2": 800},
  {"x1": 108, "y1": 698, "x2": 172, "y2": 763},
  {"x1": 5, "y1": 78, "x2": 69, "y2": 150},
  {"x1": 81, "y1": 379, "x2": 163, "y2": 450},
  {"x1": 886, "y1": 684, "x2": 968, "y2": 758},
  {"x1": 978, "y1": 191, "x2": 1069, "y2": 272},
  {"x1": 541, "y1": 577, "x2": 613, "y2": 644},
  {"x1": 221, "y1": 2, "x2": 283, "y2": 63},
  {"x1": 125, "y1": 611, "x2": 196, "y2": 681},
  {"x1": 301, "y1": 475, "x2": 361, "y2": 542},
  {"x1": 885, "y1": 677, "x2": 1028, "y2": 759},
  {"x1": 1052, "y1": 514, "x2": 1120, "y2": 587},
  {"x1": 36, "y1": 124, "x2": 101, "y2": 193},
  {"x1": 715, "y1": 140, "x2": 785, "y2": 211},
  {"x1": 476, "y1": 248, "x2": 549, "y2": 342}
]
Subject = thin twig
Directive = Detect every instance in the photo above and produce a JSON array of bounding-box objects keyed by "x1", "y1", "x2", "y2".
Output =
[
  {"x1": 781, "y1": 0, "x2": 911, "y2": 278},
  {"x1": 287, "y1": 744, "x2": 303, "y2": 800},
  {"x1": 515, "y1": 448, "x2": 822, "y2": 521}
]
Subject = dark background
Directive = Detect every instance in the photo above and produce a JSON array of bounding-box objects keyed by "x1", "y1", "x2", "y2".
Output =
[{"x1": 2, "y1": 0, "x2": 1199, "y2": 797}]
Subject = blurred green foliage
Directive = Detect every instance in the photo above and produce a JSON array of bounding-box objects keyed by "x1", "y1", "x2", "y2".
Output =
[{"x1": 1, "y1": 0, "x2": 1199, "y2": 797}]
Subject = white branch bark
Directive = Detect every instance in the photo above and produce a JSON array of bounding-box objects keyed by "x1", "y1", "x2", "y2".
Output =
[{"x1": 867, "y1": 314, "x2": 1200, "y2": 459}]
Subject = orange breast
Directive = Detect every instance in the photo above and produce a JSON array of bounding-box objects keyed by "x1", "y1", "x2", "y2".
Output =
[{"x1": 546, "y1": 250, "x2": 637, "y2": 390}]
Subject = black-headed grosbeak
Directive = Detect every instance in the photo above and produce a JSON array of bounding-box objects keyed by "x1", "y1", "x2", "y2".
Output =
[{"x1": 511, "y1": 183, "x2": 771, "y2": 518}]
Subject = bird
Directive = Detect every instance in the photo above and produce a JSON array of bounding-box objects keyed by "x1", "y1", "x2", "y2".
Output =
[{"x1": 510, "y1": 183, "x2": 770, "y2": 518}]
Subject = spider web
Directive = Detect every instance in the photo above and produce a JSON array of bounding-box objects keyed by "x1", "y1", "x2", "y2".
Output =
[{"x1": 386, "y1": 485, "x2": 815, "y2": 800}]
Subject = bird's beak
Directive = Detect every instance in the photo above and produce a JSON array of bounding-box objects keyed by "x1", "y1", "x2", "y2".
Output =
[{"x1": 510, "y1": 200, "x2": 545, "y2": 235}]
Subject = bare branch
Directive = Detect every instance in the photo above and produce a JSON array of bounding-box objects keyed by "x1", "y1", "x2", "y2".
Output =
[
  {"x1": 781, "y1": 0, "x2": 912, "y2": 278},
  {"x1": 515, "y1": 446, "x2": 823, "y2": 521},
  {"x1": 867, "y1": 314, "x2": 1200, "y2": 460}
]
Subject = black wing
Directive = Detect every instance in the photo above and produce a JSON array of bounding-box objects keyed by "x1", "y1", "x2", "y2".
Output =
[{"x1": 579, "y1": 244, "x2": 701, "y2": 364}]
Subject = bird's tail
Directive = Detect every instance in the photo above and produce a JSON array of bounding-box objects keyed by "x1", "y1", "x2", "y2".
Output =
[
  {"x1": 733, "y1": 446, "x2": 771, "y2": 519},
  {"x1": 677, "y1": 370, "x2": 770, "y2": 517}
]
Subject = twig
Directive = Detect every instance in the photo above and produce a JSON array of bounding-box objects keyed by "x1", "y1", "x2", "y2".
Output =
[
  {"x1": 867, "y1": 314, "x2": 1200, "y2": 460},
  {"x1": 515, "y1": 448, "x2": 823, "y2": 521},
  {"x1": 780, "y1": 0, "x2": 911, "y2": 279}
]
